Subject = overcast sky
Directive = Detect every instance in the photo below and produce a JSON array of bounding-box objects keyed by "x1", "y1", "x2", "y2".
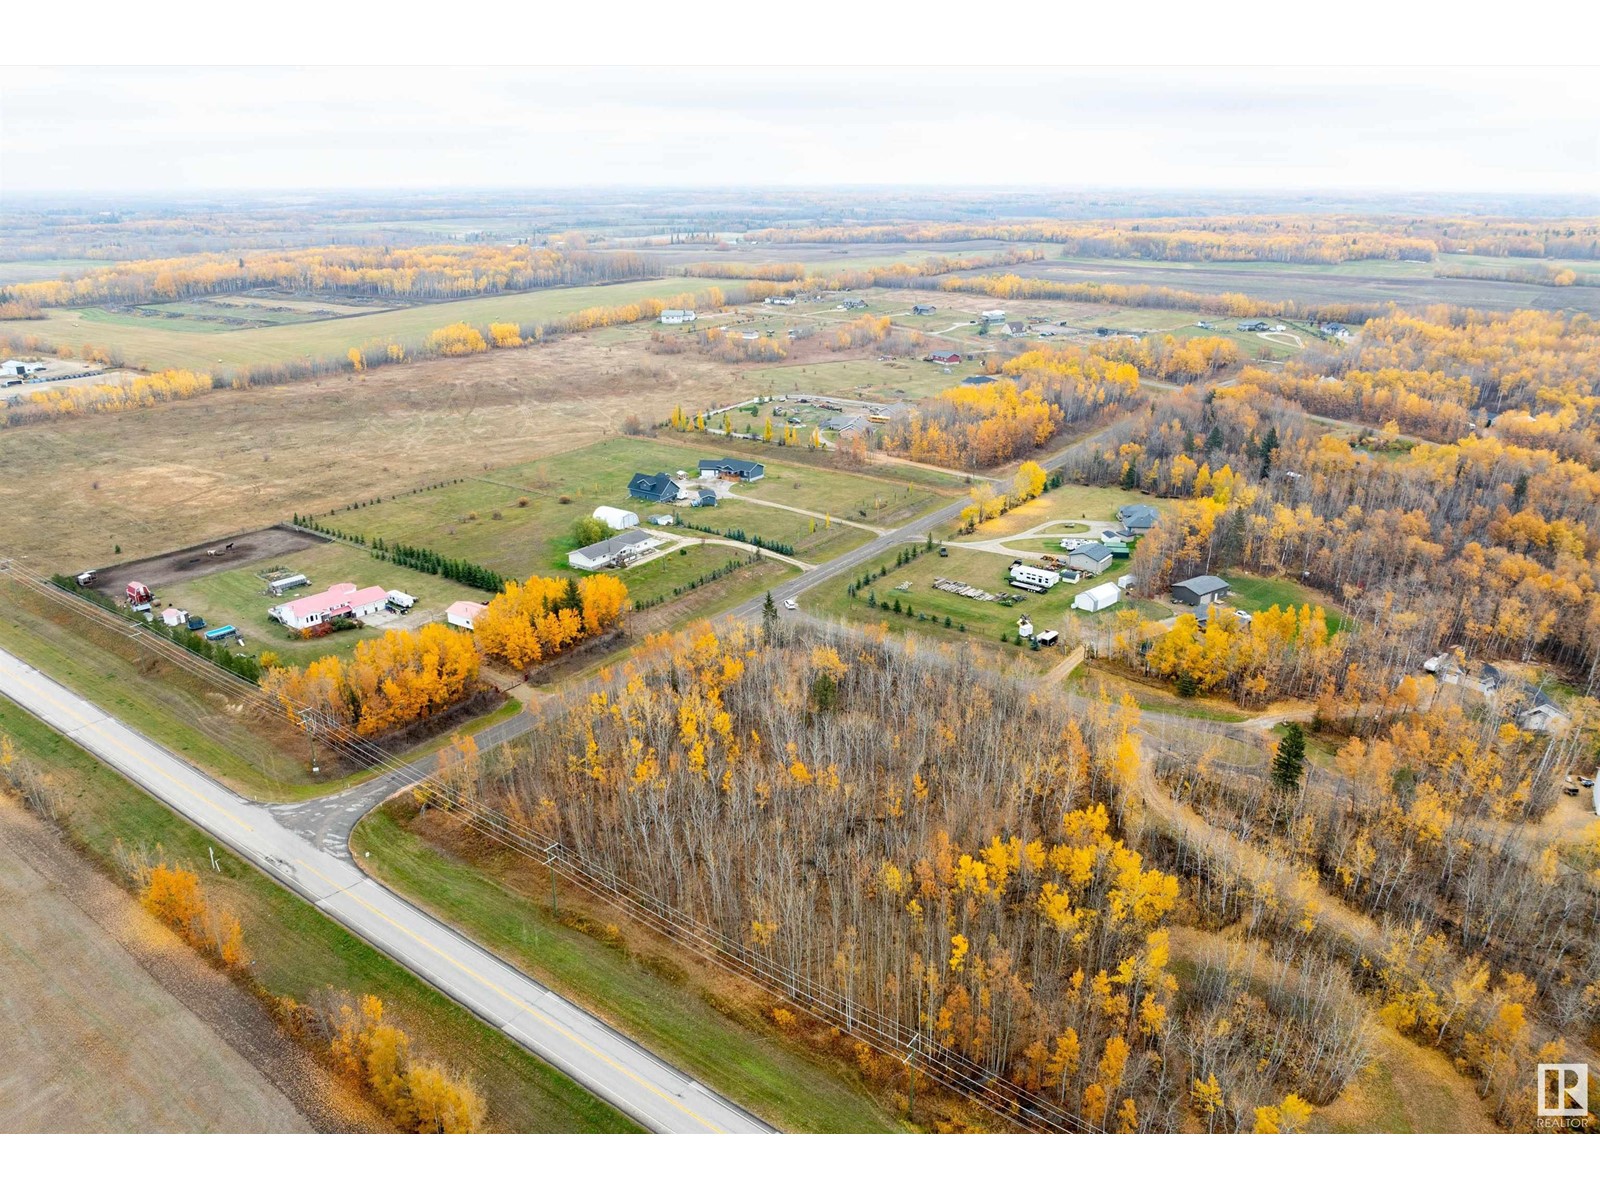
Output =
[{"x1": 3, "y1": 66, "x2": 1596, "y2": 195}]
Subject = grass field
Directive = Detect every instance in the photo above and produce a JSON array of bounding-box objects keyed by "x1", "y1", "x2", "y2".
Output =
[
  {"x1": 0, "y1": 798, "x2": 315, "y2": 1133},
  {"x1": 352, "y1": 803, "x2": 903, "y2": 1133},
  {"x1": 0, "y1": 697, "x2": 639, "y2": 1133},
  {"x1": 20, "y1": 278, "x2": 742, "y2": 372},
  {"x1": 0, "y1": 258, "x2": 117, "y2": 285},
  {"x1": 159, "y1": 540, "x2": 496, "y2": 668},
  {"x1": 1227, "y1": 573, "x2": 1348, "y2": 633}
]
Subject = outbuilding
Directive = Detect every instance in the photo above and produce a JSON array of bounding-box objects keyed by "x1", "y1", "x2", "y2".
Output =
[
  {"x1": 160, "y1": 606, "x2": 187, "y2": 628},
  {"x1": 1072, "y1": 582, "x2": 1121, "y2": 613},
  {"x1": 926, "y1": 351, "x2": 962, "y2": 366},
  {"x1": 267, "y1": 573, "x2": 310, "y2": 596},
  {"x1": 593, "y1": 505, "x2": 640, "y2": 531},
  {"x1": 1171, "y1": 575, "x2": 1231, "y2": 607},
  {"x1": 445, "y1": 600, "x2": 487, "y2": 632},
  {"x1": 1065, "y1": 544, "x2": 1113, "y2": 576}
]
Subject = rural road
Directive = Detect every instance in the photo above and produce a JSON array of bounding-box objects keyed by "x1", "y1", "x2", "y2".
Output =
[{"x1": 0, "y1": 646, "x2": 772, "y2": 1136}]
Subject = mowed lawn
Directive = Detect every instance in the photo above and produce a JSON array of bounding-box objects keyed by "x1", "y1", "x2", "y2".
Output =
[
  {"x1": 157, "y1": 541, "x2": 493, "y2": 668},
  {"x1": 22, "y1": 278, "x2": 733, "y2": 373},
  {"x1": 809, "y1": 543, "x2": 1164, "y2": 665},
  {"x1": 947, "y1": 484, "x2": 1171, "y2": 541},
  {"x1": 1225, "y1": 573, "x2": 1349, "y2": 633}
]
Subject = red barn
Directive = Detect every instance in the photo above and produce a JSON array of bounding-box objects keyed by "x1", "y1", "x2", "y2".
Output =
[{"x1": 927, "y1": 351, "x2": 962, "y2": 366}]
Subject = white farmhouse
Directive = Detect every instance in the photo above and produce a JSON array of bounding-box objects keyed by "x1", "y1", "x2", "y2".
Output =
[{"x1": 660, "y1": 309, "x2": 697, "y2": 325}]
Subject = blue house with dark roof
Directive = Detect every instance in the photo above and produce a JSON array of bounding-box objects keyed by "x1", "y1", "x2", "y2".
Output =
[{"x1": 629, "y1": 472, "x2": 684, "y2": 503}]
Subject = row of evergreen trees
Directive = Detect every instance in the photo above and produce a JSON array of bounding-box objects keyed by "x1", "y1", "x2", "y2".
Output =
[
  {"x1": 631, "y1": 554, "x2": 757, "y2": 611},
  {"x1": 674, "y1": 519, "x2": 795, "y2": 557}
]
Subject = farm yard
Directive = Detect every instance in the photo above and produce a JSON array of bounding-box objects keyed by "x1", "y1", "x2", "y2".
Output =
[
  {"x1": 945, "y1": 482, "x2": 1177, "y2": 542},
  {"x1": 152, "y1": 539, "x2": 495, "y2": 669}
]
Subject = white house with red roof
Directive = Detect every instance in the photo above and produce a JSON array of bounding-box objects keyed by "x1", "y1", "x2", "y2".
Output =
[
  {"x1": 268, "y1": 581, "x2": 388, "y2": 631},
  {"x1": 445, "y1": 600, "x2": 488, "y2": 631}
]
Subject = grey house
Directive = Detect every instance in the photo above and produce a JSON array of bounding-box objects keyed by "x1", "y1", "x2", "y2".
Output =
[{"x1": 1117, "y1": 503, "x2": 1160, "y2": 534}]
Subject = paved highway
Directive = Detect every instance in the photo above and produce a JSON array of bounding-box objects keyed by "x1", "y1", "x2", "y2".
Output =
[{"x1": 0, "y1": 646, "x2": 772, "y2": 1136}]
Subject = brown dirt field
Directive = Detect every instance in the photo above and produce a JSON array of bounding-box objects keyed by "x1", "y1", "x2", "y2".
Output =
[
  {"x1": 0, "y1": 332, "x2": 752, "y2": 568},
  {"x1": 85, "y1": 524, "x2": 329, "y2": 602},
  {"x1": 0, "y1": 798, "x2": 383, "y2": 1133}
]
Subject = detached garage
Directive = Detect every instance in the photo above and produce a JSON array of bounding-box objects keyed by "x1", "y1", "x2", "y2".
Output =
[{"x1": 1171, "y1": 575, "x2": 1231, "y2": 607}]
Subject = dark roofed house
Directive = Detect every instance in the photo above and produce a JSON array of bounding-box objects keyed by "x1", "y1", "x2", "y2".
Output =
[
  {"x1": 699, "y1": 457, "x2": 765, "y2": 481},
  {"x1": 912, "y1": 304, "x2": 937, "y2": 315},
  {"x1": 1117, "y1": 503, "x2": 1160, "y2": 534},
  {"x1": 629, "y1": 472, "x2": 683, "y2": 503},
  {"x1": 1515, "y1": 686, "x2": 1570, "y2": 734},
  {"x1": 1171, "y1": 575, "x2": 1231, "y2": 607}
]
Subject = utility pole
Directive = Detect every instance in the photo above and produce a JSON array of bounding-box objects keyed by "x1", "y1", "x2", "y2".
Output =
[{"x1": 545, "y1": 843, "x2": 559, "y2": 917}]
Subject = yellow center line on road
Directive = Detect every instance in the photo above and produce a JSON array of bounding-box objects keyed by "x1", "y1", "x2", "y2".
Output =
[{"x1": 0, "y1": 657, "x2": 730, "y2": 1134}]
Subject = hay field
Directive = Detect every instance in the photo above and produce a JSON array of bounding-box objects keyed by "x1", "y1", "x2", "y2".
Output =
[
  {"x1": 19, "y1": 277, "x2": 731, "y2": 372},
  {"x1": 0, "y1": 800, "x2": 319, "y2": 1133},
  {"x1": 0, "y1": 333, "x2": 752, "y2": 566}
]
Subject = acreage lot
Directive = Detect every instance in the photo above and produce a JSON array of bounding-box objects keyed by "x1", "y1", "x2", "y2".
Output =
[
  {"x1": 21, "y1": 277, "x2": 750, "y2": 372},
  {"x1": 982, "y1": 257, "x2": 1600, "y2": 316},
  {"x1": 0, "y1": 803, "x2": 312, "y2": 1133},
  {"x1": 156, "y1": 539, "x2": 495, "y2": 668},
  {"x1": 947, "y1": 484, "x2": 1173, "y2": 542},
  {"x1": 328, "y1": 439, "x2": 942, "y2": 577},
  {"x1": 811, "y1": 543, "x2": 1164, "y2": 664},
  {"x1": 83, "y1": 524, "x2": 329, "y2": 606}
]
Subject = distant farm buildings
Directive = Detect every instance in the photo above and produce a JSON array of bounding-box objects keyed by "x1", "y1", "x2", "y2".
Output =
[
  {"x1": 659, "y1": 309, "x2": 697, "y2": 324},
  {"x1": 268, "y1": 582, "x2": 388, "y2": 631},
  {"x1": 926, "y1": 350, "x2": 962, "y2": 366},
  {"x1": 911, "y1": 304, "x2": 938, "y2": 316}
]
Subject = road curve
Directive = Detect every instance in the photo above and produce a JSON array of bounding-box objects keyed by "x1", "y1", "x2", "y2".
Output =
[{"x1": 0, "y1": 646, "x2": 772, "y2": 1136}]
